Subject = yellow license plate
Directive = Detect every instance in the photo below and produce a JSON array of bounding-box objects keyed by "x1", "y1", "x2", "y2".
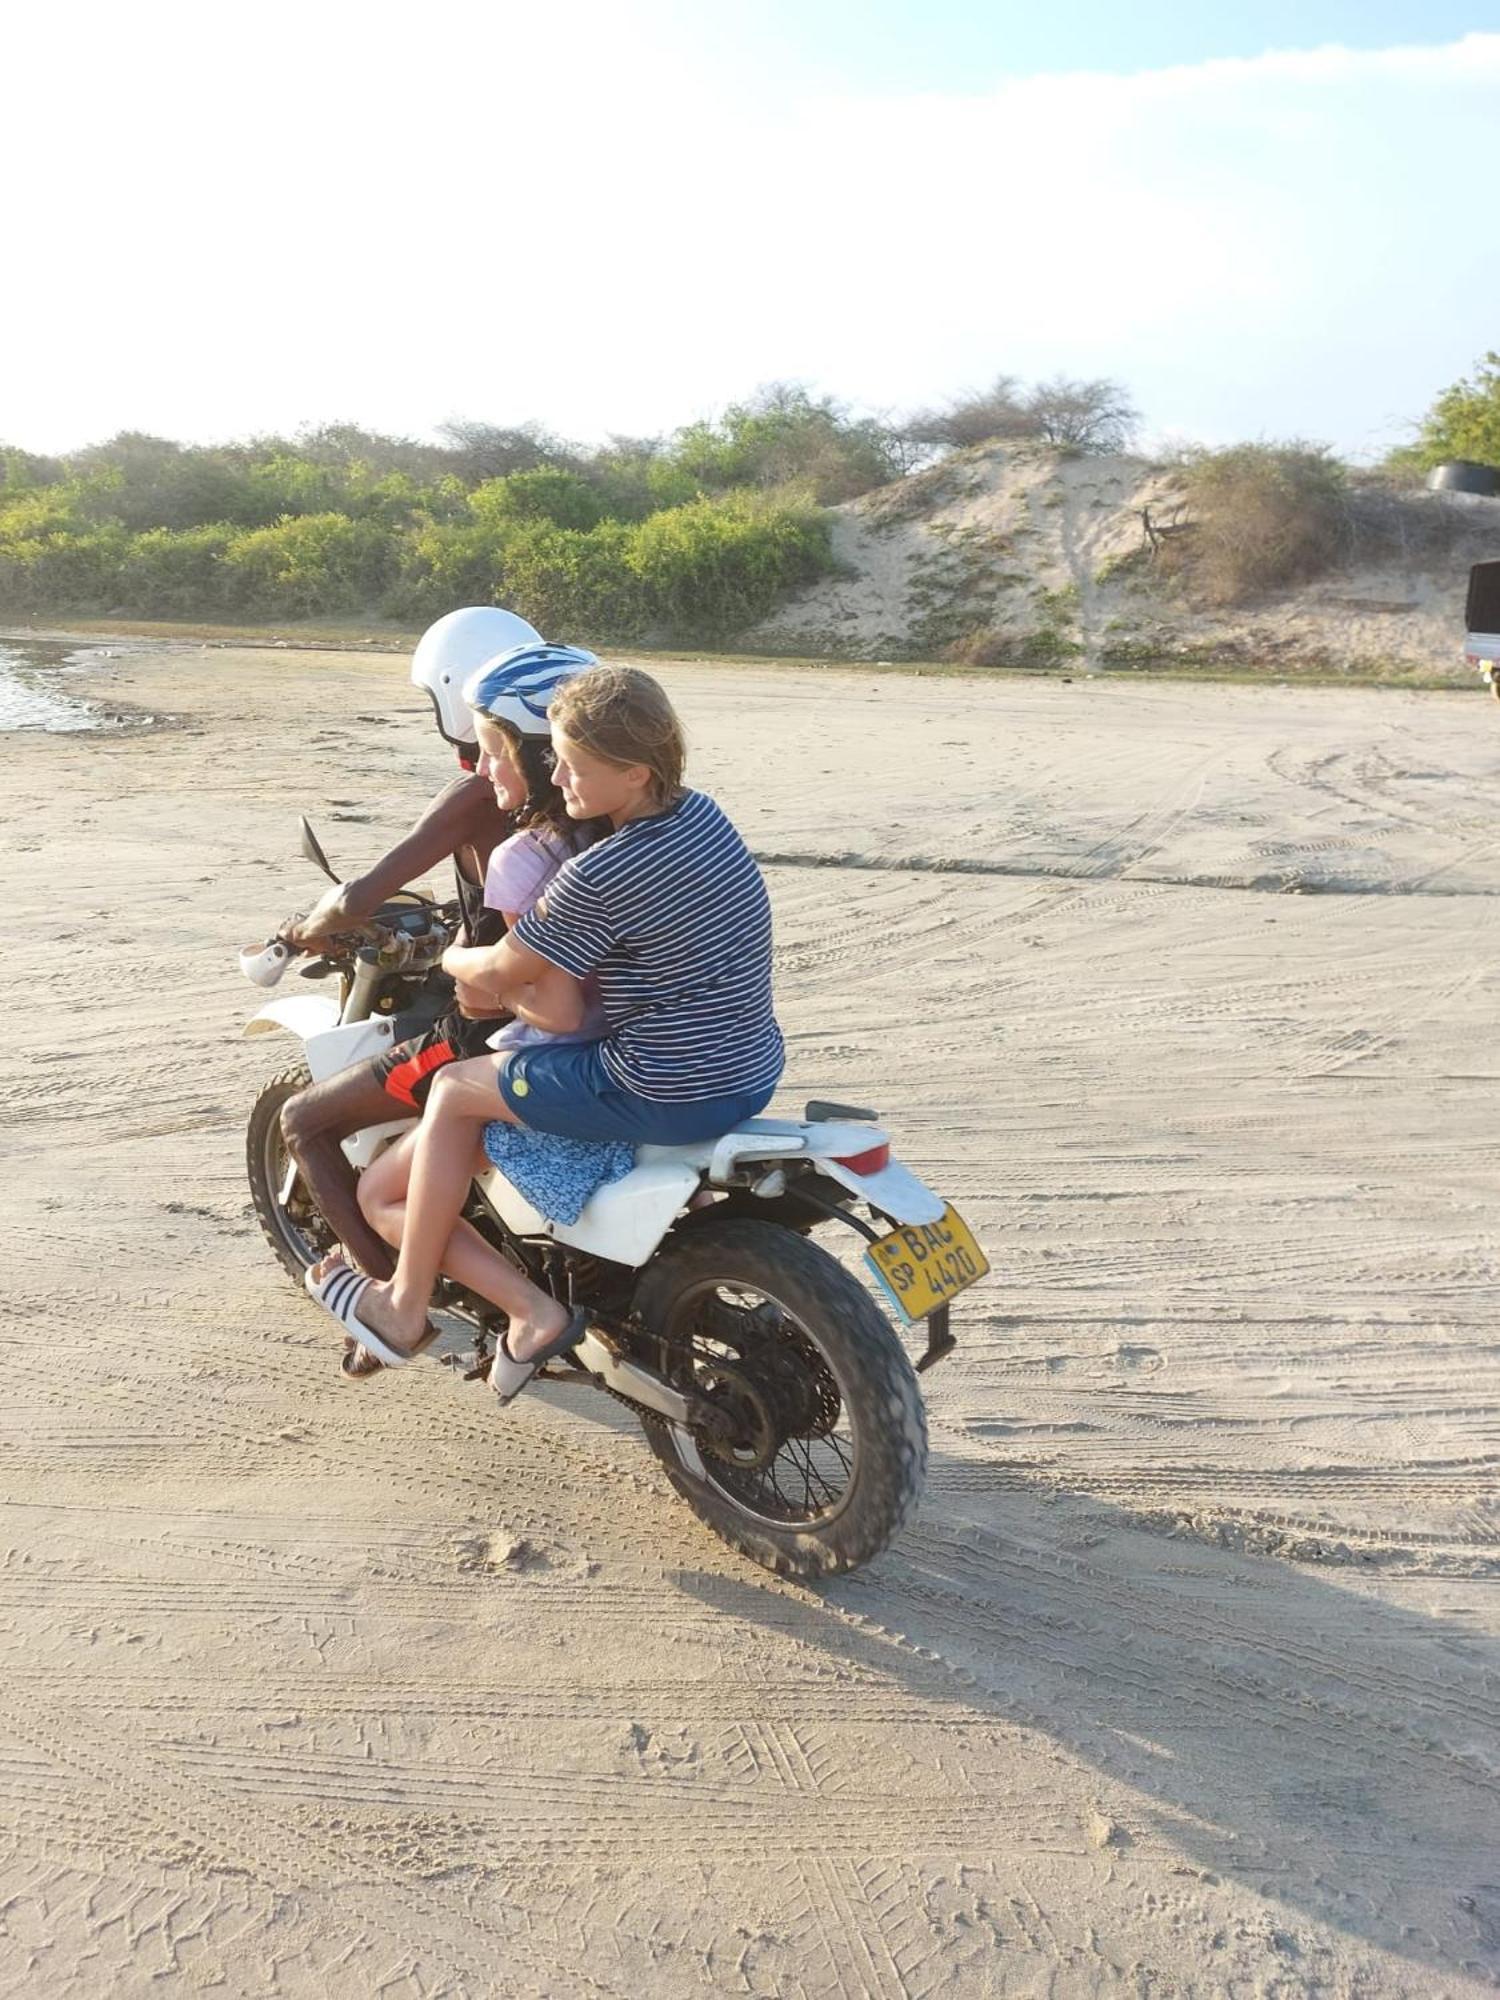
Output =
[{"x1": 865, "y1": 1203, "x2": 990, "y2": 1323}]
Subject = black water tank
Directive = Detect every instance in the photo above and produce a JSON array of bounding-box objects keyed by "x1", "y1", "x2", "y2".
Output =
[
  {"x1": 1429, "y1": 460, "x2": 1500, "y2": 496},
  {"x1": 1467, "y1": 560, "x2": 1500, "y2": 633}
]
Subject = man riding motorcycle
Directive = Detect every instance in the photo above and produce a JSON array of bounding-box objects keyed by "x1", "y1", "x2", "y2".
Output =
[{"x1": 278, "y1": 606, "x2": 543, "y2": 1352}]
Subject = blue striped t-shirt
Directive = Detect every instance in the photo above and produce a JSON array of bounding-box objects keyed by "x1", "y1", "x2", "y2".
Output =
[{"x1": 512, "y1": 789, "x2": 785, "y2": 1103}]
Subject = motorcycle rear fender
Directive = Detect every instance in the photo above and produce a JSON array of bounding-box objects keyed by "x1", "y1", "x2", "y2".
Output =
[
  {"x1": 813, "y1": 1156, "x2": 945, "y2": 1226},
  {"x1": 471, "y1": 1114, "x2": 944, "y2": 1265}
]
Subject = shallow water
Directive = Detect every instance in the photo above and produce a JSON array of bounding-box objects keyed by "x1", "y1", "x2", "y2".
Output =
[{"x1": 0, "y1": 638, "x2": 135, "y2": 731}]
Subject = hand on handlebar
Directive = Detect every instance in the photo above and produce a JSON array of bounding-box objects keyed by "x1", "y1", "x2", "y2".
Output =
[{"x1": 283, "y1": 884, "x2": 357, "y2": 950}]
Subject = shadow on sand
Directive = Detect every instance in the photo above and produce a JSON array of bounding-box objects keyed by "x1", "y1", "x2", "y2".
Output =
[{"x1": 669, "y1": 1442, "x2": 1500, "y2": 1987}]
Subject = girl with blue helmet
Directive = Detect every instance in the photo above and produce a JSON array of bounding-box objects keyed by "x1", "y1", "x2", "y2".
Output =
[{"x1": 317, "y1": 641, "x2": 612, "y2": 1373}]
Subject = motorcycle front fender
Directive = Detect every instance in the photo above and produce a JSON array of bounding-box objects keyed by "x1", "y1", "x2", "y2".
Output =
[
  {"x1": 244, "y1": 1002, "x2": 402, "y2": 1084},
  {"x1": 242, "y1": 994, "x2": 341, "y2": 1044}
]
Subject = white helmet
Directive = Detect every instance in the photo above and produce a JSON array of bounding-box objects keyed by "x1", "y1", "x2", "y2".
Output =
[{"x1": 411, "y1": 606, "x2": 542, "y2": 747}]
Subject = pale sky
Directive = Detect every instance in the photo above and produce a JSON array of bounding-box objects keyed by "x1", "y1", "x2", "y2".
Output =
[{"x1": 6, "y1": 2, "x2": 1500, "y2": 461}]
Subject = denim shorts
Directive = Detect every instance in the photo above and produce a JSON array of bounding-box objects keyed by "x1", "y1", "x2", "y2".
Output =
[{"x1": 497, "y1": 1037, "x2": 775, "y2": 1145}]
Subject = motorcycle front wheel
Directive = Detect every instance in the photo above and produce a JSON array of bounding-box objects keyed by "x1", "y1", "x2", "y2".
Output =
[
  {"x1": 246, "y1": 1063, "x2": 338, "y2": 1284},
  {"x1": 633, "y1": 1218, "x2": 928, "y2": 1579}
]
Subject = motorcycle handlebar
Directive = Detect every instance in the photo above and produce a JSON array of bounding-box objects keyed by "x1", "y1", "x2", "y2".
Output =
[{"x1": 239, "y1": 901, "x2": 461, "y2": 989}]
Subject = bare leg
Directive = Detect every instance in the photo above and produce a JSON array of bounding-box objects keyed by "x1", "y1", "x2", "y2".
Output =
[
  {"x1": 353, "y1": 1131, "x2": 418, "y2": 1249},
  {"x1": 340, "y1": 1057, "x2": 567, "y2": 1360},
  {"x1": 280, "y1": 1062, "x2": 406, "y2": 1278},
  {"x1": 357, "y1": 1129, "x2": 543, "y2": 1321}
]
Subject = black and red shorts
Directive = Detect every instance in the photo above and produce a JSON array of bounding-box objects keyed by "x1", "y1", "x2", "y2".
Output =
[{"x1": 371, "y1": 1011, "x2": 507, "y2": 1112}]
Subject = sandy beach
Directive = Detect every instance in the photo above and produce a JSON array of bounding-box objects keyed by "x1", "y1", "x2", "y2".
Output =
[{"x1": 3, "y1": 639, "x2": 1498, "y2": 1997}]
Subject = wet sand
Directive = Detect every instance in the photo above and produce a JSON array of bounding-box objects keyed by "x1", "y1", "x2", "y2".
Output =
[{"x1": 3, "y1": 643, "x2": 1498, "y2": 1996}]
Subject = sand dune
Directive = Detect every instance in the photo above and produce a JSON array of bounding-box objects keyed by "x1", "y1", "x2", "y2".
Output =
[
  {"x1": 3, "y1": 641, "x2": 1498, "y2": 1996},
  {"x1": 748, "y1": 444, "x2": 1497, "y2": 680}
]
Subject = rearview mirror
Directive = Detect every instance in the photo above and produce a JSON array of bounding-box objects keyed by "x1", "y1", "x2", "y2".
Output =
[{"x1": 299, "y1": 816, "x2": 339, "y2": 883}]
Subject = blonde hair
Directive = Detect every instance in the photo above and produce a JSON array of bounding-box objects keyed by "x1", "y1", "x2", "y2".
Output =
[{"x1": 550, "y1": 665, "x2": 685, "y2": 807}]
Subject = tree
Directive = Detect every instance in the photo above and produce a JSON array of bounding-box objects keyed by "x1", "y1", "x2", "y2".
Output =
[
  {"x1": 0, "y1": 444, "x2": 65, "y2": 492},
  {"x1": 64, "y1": 431, "x2": 259, "y2": 531},
  {"x1": 290, "y1": 422, "x2": 456, "y2": 480},
  {"x1": 1023, "y1": 375, "x2": 1138, "y2": 452},
  {"x1": 902, "y1": 375, "x2": 1033, "y2": 454},
  {"x1": 469, "y1": 468, "x2": 606, "y2": 532},
  {"x1": 1391, "y1": 352, "x2": 1500, "y2": 472},
  {"x1": 900, "y1": 373, "x2": 1139, "y2": 458},
  {"x1": 666, "y1": 384, "x2": 904, "y2": 503},
  {"x1": 435, "y1": 418, "x2": 574, "y2": 482}
]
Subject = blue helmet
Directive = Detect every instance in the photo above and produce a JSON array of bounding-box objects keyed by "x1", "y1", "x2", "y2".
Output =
[{"x1": 462, "y1": 642, "x2": 598, "y2": 738}]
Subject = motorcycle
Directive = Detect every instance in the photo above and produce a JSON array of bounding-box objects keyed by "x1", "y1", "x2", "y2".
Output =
[{"x1": 242, "y1": 817, "x2": 990, "y2": 1578}]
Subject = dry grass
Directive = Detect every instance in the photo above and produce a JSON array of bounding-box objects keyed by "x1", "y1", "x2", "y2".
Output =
[{"x1": 1160, "y1": 444, "x2": 1347, "y2": 605}]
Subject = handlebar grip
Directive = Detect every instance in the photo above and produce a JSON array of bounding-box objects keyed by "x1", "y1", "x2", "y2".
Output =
[{"x1": 239, "y1": 938, "x2": 295, "y2": 987}]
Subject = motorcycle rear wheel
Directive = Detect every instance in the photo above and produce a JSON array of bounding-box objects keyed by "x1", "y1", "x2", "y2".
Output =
[
  {"x1": 633, "y1": 1218, "x2": 927, "y2": 1579},
  {"x1": 246, "y1": 1063, "x2": 338, "y2": 1283}
]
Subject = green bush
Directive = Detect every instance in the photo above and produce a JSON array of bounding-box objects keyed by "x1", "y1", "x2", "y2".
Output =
[
  {"x1": 386, "y1": 491, "x2": 833, "y2": 642},
  {"x1": 0, "y1": 484, "x2": 87, "y2": 544},
  {"x1": 579, "y1": 442, "x2": 699, "y2": 520},
  {"x1": 117, "y1": 525, "x2": 239, "y2": 616},
  {"x1": 223, "y1": 512, "x2": 393, "y2": 616},
  {"x1": 627, "y1": 492, "x2": 833, "y2": 638},
  {"x1": 345, "y1": 467, "x2": 465, "y2": 528},
  {"x1": 0, "y1": 445, "x2": 65, "y2": 493},
  {"x1": 64, "y1": 433, "x2": 269, "y2": 532},
  {"x1": 666, "y1": 385, "x2": 902, "y2": 504},
  {"x1": 241, "y1": 452, "x2": 345, "y2": 523},
  {"x1": 383, "y1": 520, "x2": 510, "y2": 623},
  {"x1": 499, "y1": 519, "x2": 647, "y2": 641},
  {"x1": 0, "y1": 525, "x2": 129, "y2": 610},
  {"x1": 0, "y1": 410, "x2": 842, "y2": 634},
  {"x1": 470, "y1": 469, "x2": 606, "y2": 533},
  {"x1": 0, "y1": 465, "x2": 124, "y2": 609}
]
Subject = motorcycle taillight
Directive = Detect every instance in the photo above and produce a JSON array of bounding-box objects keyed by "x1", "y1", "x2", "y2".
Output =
[{"x1": 833, "y1": 1143, "x2": 890, "y2": 1175}]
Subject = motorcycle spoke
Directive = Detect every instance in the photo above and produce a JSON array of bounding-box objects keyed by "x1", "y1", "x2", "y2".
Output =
[
  {"x1": 668, "y1": 1281, "x2": 857, "y2": 1527},
  {"x1": 820, "y1": 1430, "x2": 853, "y2": 1480}
]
